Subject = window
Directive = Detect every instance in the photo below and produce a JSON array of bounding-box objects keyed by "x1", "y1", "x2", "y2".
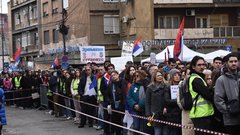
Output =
[
  {"x1": 22, "y1": 32, "x2": 27, "y2": 47},
  {"x1": 15, "y1": 12, "x2": 20, "y2": 25},
  {"x1": 44, "y1": 30, "x2": 50, "y2": 45},
  {"x1": 103, "y1": 0, "x2": 119, "y2": 2},
  {"x1": 104, "y1": 15, "x2": 120, "y2": 34},
  {"x1": 209, "y1": 14, "x2": 229, "y2": 27},
  {"x1": 52, "y1": 0, "x2": 58, "y2": 14},
  {"x1": 43, "y1": 2, "x2": 49, "y2": 17},
  {"x1": 196, "y1": 17, "x2": 208, "y2": 28},
  {"x1": 29, "y1": 5, "x2": 37, "y2": 19},
  {"x1": 53, "y1": 29, "x2": 58, "y2": 43},
  {"x1": 158, "y1": 16, "x2": 180, "y2": 28},
  {"x1": 63, "y1": 0, "x2": 69, "y2": 9}
]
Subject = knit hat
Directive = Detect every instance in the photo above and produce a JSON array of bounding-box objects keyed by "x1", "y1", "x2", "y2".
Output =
[{"x1": 169, "y1": 69, "x2": 180, "y2": 79}]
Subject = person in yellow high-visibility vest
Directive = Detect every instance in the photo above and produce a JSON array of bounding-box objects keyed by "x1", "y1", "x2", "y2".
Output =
[
  {"x1": 12, "y1": 72, "x2": 22, "y2": 107},
  {"x1": 189, "y1": 56, "x2": 214, "y2": 135},
  {"x1": 71, "y1": 69, "x2": 81, "y2": 124}
]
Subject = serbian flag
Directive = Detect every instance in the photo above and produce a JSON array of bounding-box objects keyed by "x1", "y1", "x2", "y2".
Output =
[
  {"x1": 51, "y1": 55, "x2": 59, "y2": 68},
  {"x1": 174, "y1": 18, "x2": 184, "y2": 61},
  {"x1": 104, "y1": 73, "x2": 111, "y2": 86},
  {"x1": 132, "y1": 38, "x2": 144, "y2": 57},
  {"x1": 14, "y1": 45, "x2": 21, "y2": 66}
]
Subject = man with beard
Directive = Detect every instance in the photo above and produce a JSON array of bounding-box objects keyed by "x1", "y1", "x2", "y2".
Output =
[
  {"x1": 188, "y1": 56, "x2": 214, "y2": 135},
  {"x1": 215, "y1": 53, "x2": 240, "y2": 135}
]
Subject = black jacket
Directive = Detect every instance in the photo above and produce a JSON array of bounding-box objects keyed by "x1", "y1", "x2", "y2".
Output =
[
  {"x1": 78, "y1": 74, "x2": 97, "y2": 96},
  {"x1": 191, "y1": 71, "x2": 214, "y2": 103}
]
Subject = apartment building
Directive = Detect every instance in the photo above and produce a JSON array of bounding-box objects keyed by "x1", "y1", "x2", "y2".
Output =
[
  {"x1": 121, "y1": 0, "x2": 240, "y2": 59},
  {"x1": 0, "y1": 14, "x2": 10, "y2": 69},
  {"x1": 8, "y1": 0, "x2": 41, "y2": 69},
  {"x1": 34, "y1": 0, "x2": 121, "y2": 67}
]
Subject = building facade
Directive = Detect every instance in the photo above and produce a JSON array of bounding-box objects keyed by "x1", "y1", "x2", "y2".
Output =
[
  {"x1": 8, "y1": 0, "x2": 41, "y2": 69},
  {"x1": 0, "y1": 14, "x2": 10, "y2": 69},
  {"x1": 121, "y1": 0, "x2": 240, "y2": 60},
  {"x1": 34, "y1": 0, "x2": 121, "y2": 68}
]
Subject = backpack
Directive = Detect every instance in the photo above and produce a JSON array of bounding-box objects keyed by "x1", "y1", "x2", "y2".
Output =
[{"x1": 179, "y1": 76, "x2": 199, "y2": 111}]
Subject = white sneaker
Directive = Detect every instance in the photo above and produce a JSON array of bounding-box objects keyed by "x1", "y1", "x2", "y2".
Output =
[{"x1": 66, "y1": 116, "x2": 71, "y2": 120}]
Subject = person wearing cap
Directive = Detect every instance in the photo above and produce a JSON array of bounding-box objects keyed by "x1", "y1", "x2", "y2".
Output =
[{"x1": 163, "y1": 69, "x2": 182, "y2": 135}]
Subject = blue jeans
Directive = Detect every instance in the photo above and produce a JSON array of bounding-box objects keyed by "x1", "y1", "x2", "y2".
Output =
[
  {"x1": 133, "y1": 115, "x2": 147, "y2": 135},
  {"x1": 64, "y1": 98, "x2": 72, "y2": 117},
  {"x1": 97, "y1": 103, "x2": 104, "y2": 127},
  {"x1": 154, "y1": 126, "x2": 168, "y2": 135}
]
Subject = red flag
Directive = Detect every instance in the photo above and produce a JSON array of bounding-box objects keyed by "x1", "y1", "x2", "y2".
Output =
[{"x1": 174, "y1": 18, "x2": 184, "y2": 61}]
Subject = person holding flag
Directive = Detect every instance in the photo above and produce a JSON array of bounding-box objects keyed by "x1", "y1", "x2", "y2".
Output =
[{"x1": 78, "y1": 66, "x2": 97, "y2": 128}]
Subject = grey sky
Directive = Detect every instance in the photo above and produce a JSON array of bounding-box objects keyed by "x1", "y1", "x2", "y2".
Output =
[{"x1": 1, "y1": 0, "x2": 10, "y2": 13}]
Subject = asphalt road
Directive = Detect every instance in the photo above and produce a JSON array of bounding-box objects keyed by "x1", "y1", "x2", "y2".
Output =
[{"x1": 3, "y1": 106, "x2": 102, "y2": 135}]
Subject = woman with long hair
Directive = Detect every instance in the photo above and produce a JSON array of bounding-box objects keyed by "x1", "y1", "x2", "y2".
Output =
[
  {"x1": 145, "y1": 70, "x2": 167, "y2": 135},
  {"x1": 71, "y1": 69, "x2": 81, "y2": 124},
  {"x1": 127, "y1": 70, "x2": 150, "y2": 134}
]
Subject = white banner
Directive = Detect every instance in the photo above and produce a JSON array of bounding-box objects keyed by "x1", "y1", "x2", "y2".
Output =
[
  {"x1": 111, "y1": 56, "x2": 133, "y2": 73},
  {"x1": 80, "y1": 46, "x2": 105, "y2": 64},
  {"x1": 121, "y1": 41, "x2": 133, "y2": 57}
]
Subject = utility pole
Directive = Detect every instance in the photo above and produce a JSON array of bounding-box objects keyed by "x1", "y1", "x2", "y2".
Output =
[
  {"x1": 59, "y1": 0, "x2": 68, "y2": 56},
  {"x1": 1, "y1": 0, "x2": 4, "y2": 69}
]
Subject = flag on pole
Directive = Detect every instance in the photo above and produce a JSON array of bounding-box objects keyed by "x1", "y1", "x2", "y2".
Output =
[
  {"x1": 174, "y1": 18, "x2": 185, "y2": 61},
  {"x1": 14, "y1": 45, "x2": 21, "y2": 67},
  {"x1": 167, "y1": 47, "x2": 171, "y2": 60},
  {"x1": 51, "y1": 55, "x2": 59, "y2": 68},
  {"x1": 132, "y1": 38, "x2": 144, "y2": 57}
]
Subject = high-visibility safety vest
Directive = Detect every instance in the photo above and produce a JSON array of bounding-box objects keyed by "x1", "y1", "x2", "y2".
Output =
[
  {"x1": 60, "y1": 79, "x2": 66, "y2": 94},
  {"x1": 189, "y1": 73, "x2": 214, "y2": 118},
  {"x1": 46, "y1": 83, "x2": 53, "y2": 96},
  {"x1": 14, "y1": 77, "x2": 22, "y2": 88},
  {"x1": 72, "y1": 79, "x2": 80, "y2": 95},
  {"x1": 97, "y1": 78, "x2": 103, "y2": 102}
]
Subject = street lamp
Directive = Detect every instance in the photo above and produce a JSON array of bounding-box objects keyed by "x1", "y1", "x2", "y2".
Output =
[{"x1": 60, "y1": 0, "x2": 68, "y2": 56}]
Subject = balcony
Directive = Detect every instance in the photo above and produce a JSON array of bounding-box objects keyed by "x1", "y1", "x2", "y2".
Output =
[
  {"x1": 154, "y1": 26, "x2": 240, "y2": 39},
  {"x1": 154, "y1": 28, "x2": 214, "y2": 39},
  {"x1": 154, "y1": 0, "x2": 213, "y2": 4}
]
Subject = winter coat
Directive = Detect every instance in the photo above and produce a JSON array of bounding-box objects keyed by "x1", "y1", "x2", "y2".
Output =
[
  {"x1": 106, "y1": 79, "x2": 127, "y2": 111},
  {"x1": 164, "y1": 85, "x2": 181, "y2": 124},
  {"x1": 127, "y1": 81, "x2": 147, "y2": 113},
  {"x1": 145, "y1": 83, "x2": 166, "y2": 127},
  {"x1": 21, "y1": 76, "x2": 35, "y2": 89},
  {"x1": 64, "y1": 77, "x2": 73, "y2": 97},
  {"x1": 49, "y1": 75, "x2": 58, "y2": 93},
  {"x1": 214, "y1": 70, "x2": 240, "y2": 126},
  {"x1": 0, "y1": 88, "x2": 6, "y2": 125},
  {"x1": 78, "y1": 75, "x2": 97, "y2": 96},
  {"x1": 3, "y1": 78, "x2": 12, "y2": 91}
]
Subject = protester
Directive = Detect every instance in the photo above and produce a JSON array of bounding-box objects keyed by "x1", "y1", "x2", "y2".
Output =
[
  {"x1": 0, "y1": 87, "x2": 6, "y2": 135},
  {"x1": 64, "y1": 71, "x2": 73, "y2": 120},
  {"x1": 164, "y1": 69, "x2": 181, "y2": 135},
  {"x1": 214, "y1": 53, "x2": 240, "y2": 135},
  {"x1": 189, "y1": 56, "x2": 214, "y2": 135},
  {"x1": 71, "y1": 69, "x2": 81, "y2": 124},
  {"x1": 145, "y1": 70, "x2": 167, "y2": 135},
  {"x1": 127, "y1": 70, "x2": 149, "y2": 134},
  {"x1": 212, "y1": 57, "x2": 223, "y2": 70},
  {"x1": 78, "y1": 66, "x2": 97, "y2": 128}
]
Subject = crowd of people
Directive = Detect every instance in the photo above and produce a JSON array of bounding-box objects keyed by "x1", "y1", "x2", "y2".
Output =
[{"x1": 0, "y1": 52, "x2": 240, "y2": 135}]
